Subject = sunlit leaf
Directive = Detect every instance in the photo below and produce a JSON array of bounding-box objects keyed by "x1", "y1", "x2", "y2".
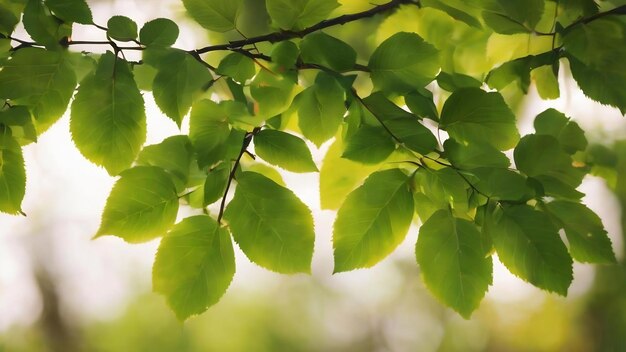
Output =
[
  {"x1": 96, "y1": 166, "x2": 179, "y2": 243},
  {"x1": 416, "y1": 209, "x2": 492, "y2": 318},
  {"x1": 297, "y1": 72, "x2": 345, "y2": 146},
  {"x1": 299, "y1": 32, "x2": 356, "y2": 71},
  {"x1": 333, "y1": 169, "x2": 413, "y2": 272},
  {"x1": 266, "y1": 0, "x2": 339, "y2": 30},
  {"x1": 440, "y1": 88, "x2": 519, "y2": 150},
  {"x1": 224, "y1": 172, "x2": 315, "y2": 273},
  {"x1": 70, "y1": 52, "x2": 146, "y2": 175},
  {"x1": 136, "y1": 135, "x2": 193, "y2": 192},
  {"x1": 0, "y1": 133, "x2": 25, "y2": 215},
  {"x1": 254, "y1": 129, "x2": 317, "y2": 173},
  {"x1": 139, "y1": 18, "x2": 179, "y2": 47},
  {"x1": 107, "y1": 15, "x2": 138, "y2": 42},
  {"x1": 369, "y1": 32, "x2": 440, "y2": 94},
  {"x1": 0, "y1": 48, "x2": 76, "y2": 134},
  {"x1": 182, "y1": 0, "x2": 242, "y2": 32},
  {"x1": 491, "y1": 205, "x2": 573, "y2": 295},
  {"x1": 153, "y1": 215, "x2": 235, "y2": 320},
  {"x1": 545, "y1": 201, "x2": 616, "y2": 264}
]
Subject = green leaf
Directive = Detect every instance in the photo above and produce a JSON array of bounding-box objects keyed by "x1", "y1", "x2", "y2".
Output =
[
  {"x1": 271, "y1": 41, "x2": 299, "y2": 69},
  {"x1": 333, "y1": 169, "x2": 413, "y2": 272},
  {"x1": 203, "y1": 164, "x2": 229, "y2": 206},
  {"x1": 421, "y1": 0, "x2": 483, "y2": 28},
  {"x1": 534, "y1": 108, "x2": 587, "y2": 154},
  {"x1": 440, "y1": 88, "x2": 519, "y2": 150},
  {"x1": 254, "y1": 129, "x2": 317, "y2": 173},
  {"x1": 266, "y1": 0, "x2": 339, "y2": 30},
  {"x1": 361, "y1": 92, "x2": 437, "y2": 155},
  {"x1": 70, "y1": 52, "x2": 146, "y2": 175},
  {"x1": 216, "y1": 52, "x2": 255, "y2": 83},
  {"x1": 320, "y1": 139, "x2": 379, "y2": 209},
  {"x1": 486, "y1": 56, "x2": 532, "y2": 93},
  {"x1": 107, "y1": 15, "x2": 138, "y2": 42},
  {"x1": 250, "y1": 70, "x2": 295, "y2": 119},
  {"x1": 483, "y1": 0, "x2": 545, "y2": 30},
  {"x1": 299, "y1": 32, "x2": 356, "y2": 71},
  {"x1": 23, "y1": 0, "x2": 72, "y2": 49},
  {"x1": 136, "y1": 135, "x2": 193, "y2": 192},
  {"x1": 96, "y1": 166, "x2": 179, "y2": 243},
  {"x1": 369, "y1": 32, "x2": 440, "y2": 94},
  {"x1": 0, "y1": 48, "x2": 76, "y2": 135},
  {"x1": 0, "y1": 133, "x2": 25, "y2": 215},
  {"x1": 482, "y1": 11, "x2": 530, "y2": 34},
  {"x1": 139, "y1": 18, "x2": 179, "y2": 47},
  {"x1": 189, "y1": 100, "x2": 233, "y2": 168},
  {"x1": 342, "y1": 125, "x2": 395, "y2": 164},
  {"x1": 490, "y1": 205, "x2": 573, "y2": 295},
  {"x1": 46, "y1": 0, "x2": 93, "y2": 24},
  {"x1": 443, "y1": 139, "x2": 510, "y2": 169},
  {"x1": 532, "y1": 64, "x2": 560, "y2": 100},
  {"x1": 0, "y1": 2, "x2": 22, "y2": 35},
  {"x1": 514, "y1": 134, "x2": 585, "y2": 199},
  {"x1": 471, "y1": 167, "x2": 530, "y2": 201},
  {"x1": 416, "y1": 209, "x2": 492, "y2": 318},
  {"x1": 436, "y1": 71, "x2": 482, "y2": 92},
  {"x1": 182, "y1": 0, "x2": 242, "y2": 32},
  {"x1": 153, "y1": 215, "x2": 235, "y2": 320},
  {"x1": 413, "y1": 167, "x2": 470, "y2": 215},
  {"x1": 404, "y1": 90, "x2": 439, "y2": 121},
  {"x1": 297, "y1": 72, "x2": 345, "y2": 146},
  {"x1": 0, "y1": 106, "x2": 37, "y2": 144},
  {"x1": 545, "y1": 201, "x2": 616, "y2": 264},
  {"x1": 152, "y1": 50, "x2": 213, "y2": 126},
  {"x1": 224, "y1": 171, "x2": 315, "y2": 273}
]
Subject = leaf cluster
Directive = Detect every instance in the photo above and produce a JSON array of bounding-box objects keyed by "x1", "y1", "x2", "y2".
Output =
[{"x1": 0, "y1": 0, "x2": 624, "y2": 319}]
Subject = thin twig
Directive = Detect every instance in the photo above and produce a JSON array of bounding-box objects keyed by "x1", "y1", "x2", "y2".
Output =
[
  {"x1": 217, "y1": 126, "x2": 262, "y2": 224},
  {"x1": 194, "y1": 0, "x2": 414, "y2": 55}
]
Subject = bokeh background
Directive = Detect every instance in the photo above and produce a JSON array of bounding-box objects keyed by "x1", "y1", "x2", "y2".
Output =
[{"x1": 1, "y1": 0, "x2": 626, "y2": 351}]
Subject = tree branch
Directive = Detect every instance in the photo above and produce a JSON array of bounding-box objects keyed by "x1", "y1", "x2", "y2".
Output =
[
  {"x1": 217, "y1": 126, "x2": 262, "y2": 224},
  {"x1": 194, "y1": 0, "x2": 415, "y2": 55},
  {"x1": 563, "y1": 4, "x2": 626, "y2": 33}
]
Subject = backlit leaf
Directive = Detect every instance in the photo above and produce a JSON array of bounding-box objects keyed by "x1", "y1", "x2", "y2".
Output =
[
  {"x1": 416, "y1": 209, "x2": 492, "y2": 318},
  {"x1": 297, "y1": 72, "x2": 345, "y2": 146},
  {"x1": 369, "y1": 32, "x2": 440, "y2": 94},
  {"x1": 46, "y1": 0, "x2": 92, "y2": 24},
  {"x1": 300, "y1": 32, "x2": 356, "y2": 71},
  {"x1": 545, "y1": 201, "x2": 616, "y2": 263},
  {"x1": 96, "y1": 166, "x2": 179, "y2": 243},
  {"x1": 333, "y1": 169, "x2": 413, "y2": 272},
  {"x1": 491, "y1": 205, "x2": 573, "y2": 295},
  {"x1": 136, "y1": 135, "x2": 193, "y2": 192},
  {"x1": 70, "y1": 52, "x2": 146, "y2": 175},
  {"x1": 153, "y1": 215, "x2": 235, "y2": 320},
  {"x1": 182, "y1": 0, "x2": 242, "y2": 32},
  {"x1": 224, "y1": 172, "x2": 315, "y2": 273},
  {"x1": 0, "y1": 48, "x2": 76, "y2": 134},
  {"x1": 152, "y1": 50, "x2": 213, "y2": 126},
  {"x1": 0, "y1": 133, "x2": 25, "y2": 215},
  {"x1": 254, "y1": 129, "x2": 318, "y2": 173},
  {"x1": 266, "y1": 0, "x2": 339, "y2": 30},
  {"x1": 107, "y1": 15, "x2": 137, "y2": 42},
  {"x1": 139, "y1": 18, "x2": 179, "y2": 47},
  {"x1": 440, "y1": 88, "x2": 519, "y2": 150}
]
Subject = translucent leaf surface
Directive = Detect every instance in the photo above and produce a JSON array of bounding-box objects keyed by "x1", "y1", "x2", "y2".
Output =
[
  {"x1": 153, "y1": 215, "x2": 235, "y2": 320},
  {"x1": 224, "y1": 172, "x2": 314, "y2": 273},
  {"x1": 70, "y1": 52, "x2": 146, "y2": 175},
  {"x1": 0, "y1": 133, "x2": 25, "y2": 215},
  {"x1": 254, "y1": 129, "x2": 317, "y2": 173},
  {"x1": 416, "y1": 209, "x2": 492, "y2": 318},
  {"x1": 440, "y1": 88, "x2": 519, "y2": 150},
  {"x1": 96, "y1": 166, "x2": 179, "y2": 243},
  {"x1": 333, "y1": 169, "x2": 413, "y2": 272},
  {"x1": 491, "y1": 205, "x2": 573, "y2": 295}
]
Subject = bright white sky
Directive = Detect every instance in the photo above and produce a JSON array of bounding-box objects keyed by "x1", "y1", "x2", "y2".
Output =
[{"x1": 0, "y1": 0, "x2": 625, "y2": 334}]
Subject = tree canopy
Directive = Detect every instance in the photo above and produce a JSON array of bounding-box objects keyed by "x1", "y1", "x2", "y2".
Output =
[{"x1": 0, "y1": 0, "x2": 625, "y2": 320}]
